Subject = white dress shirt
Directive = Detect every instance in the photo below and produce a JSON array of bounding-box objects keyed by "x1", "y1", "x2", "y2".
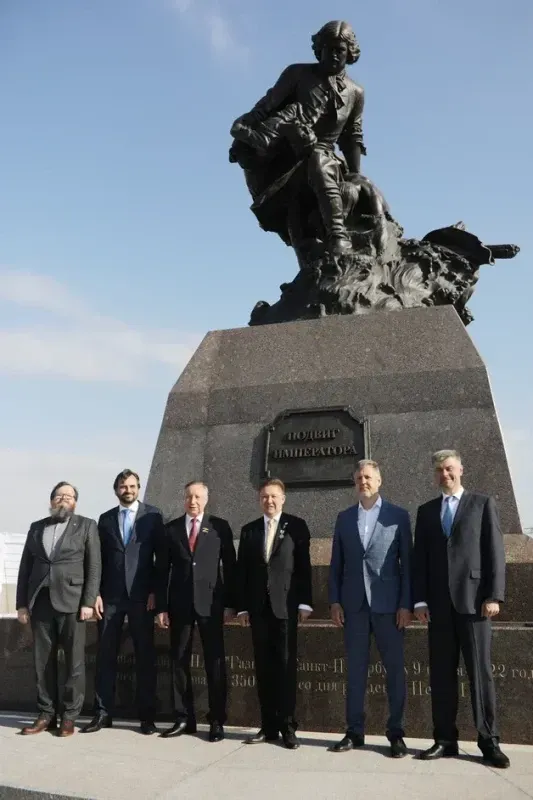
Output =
[
  {"x1": 358, "y1": 495, "x2": 382, "y2": 550},
  {"x1": 263, "y1": 512, "x2": 282, "y2": 559},
  {"x1": 185, "y1": 512, "x2": 204, "y2": 538},
  {"x1": 414, "y1": 487, "x2": 465, "y2": 608},
  {"x1": 238, "y1": 513, "x2": 313, "y2": 614},
  {"x1": 118, "y1": 499, "x2": 139, "y2": 541}
]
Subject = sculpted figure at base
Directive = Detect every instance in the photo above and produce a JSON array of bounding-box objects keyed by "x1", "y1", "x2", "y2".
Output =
[{"x1": 229, "y1": 22, "x2": 519, "y2": 326}]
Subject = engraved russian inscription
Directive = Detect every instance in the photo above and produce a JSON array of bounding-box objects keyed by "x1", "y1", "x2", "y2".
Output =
[{"x1": 264, "y1": 407, "x2": 368, "y2": 487}]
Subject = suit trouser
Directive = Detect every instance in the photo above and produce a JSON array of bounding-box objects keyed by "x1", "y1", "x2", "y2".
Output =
[
  {"x1": 344, "y1": 603, "x2": 406, "y2": 738},
  {"x1": 250, "y1": 600, "x2": 298, "y2": 734},
  {"x1": 169, "y1": 611, "x2": 227, "y2": 724},
  {"x1": 428, "y1": 605, "x2": 498, "y2": 745},
  {"x1": 94, "y1": 597, "x2": 156, "y2": 721},
  {"x1": 30, "y1": 588, "x2": 86, "y2": 720}
]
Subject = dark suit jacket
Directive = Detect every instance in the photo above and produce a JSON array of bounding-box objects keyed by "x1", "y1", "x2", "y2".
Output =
[
  {"x1": 329, "y1": 499, "x2": 412, "y2": 614},
  {"x1": 98, "y1": 502, "x2": 165, "y2": 605},
  {"x1": 237, "y1": 513, "x2": 312, "y2": 620},
  {"x1": 413, "y1": 491, "x2": 506, "y2": 616},
  {"x1": 16, "y1": 514, "x2": 101, "y2": 614},
  {"x1": 160, "y1": 514, "x2": 237, "y2": 619}
]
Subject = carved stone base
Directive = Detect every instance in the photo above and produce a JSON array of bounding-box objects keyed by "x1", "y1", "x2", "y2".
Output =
[{"x1": 1, "y1": 619, "x2": 532, "y2": 744}]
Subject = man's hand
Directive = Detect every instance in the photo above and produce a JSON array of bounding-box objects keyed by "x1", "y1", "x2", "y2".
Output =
[
  {"x1": 93, "y1": 595, "x2": 104, "y2": 621},
  {"x1": 237, "y1": 612, "x2": 250, "y2": 627},
  {"x1": 17, "y1": 607, "x2": 30, "y2": 625},
  {"x1": 330, "y1": 603, "x2": 344, "y2": 628},
  {"x1": 396, "y1": 608, "x2": 412, "y2": 630},
  {"x1": 80, "y1": 606, "x2": 94, "y2": 621},
  {"x1": 157, "y1": 612, "x2": 170, "y2": 629},
  {"x1": 413, "y1": 604, "x2": 430, "y2": 624},
  {"x1": 482, "y1": 601, "x2": 500, "y2": 619},
  {"x1": 224, "y1": 608, "x2": 236, "y2": 624},
  {"x1": 147, "y1": 593, "x2": 156, "y2": 612},
  {"x1": 298, "y1": 609, "x2": 312, "y2": 624}
]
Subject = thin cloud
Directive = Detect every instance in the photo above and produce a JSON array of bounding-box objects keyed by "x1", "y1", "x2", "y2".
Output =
[
  {"x1": 0, "y1": 445, "x2": 154, "y2": 531},
  {"x1": 169, "y1": 0, "x2": 248, "y2": 62},
  {"x1": 0, "y1": 269, "x2": 200, "y2": 383},
  {"x1": 0, "y1": 270, "x2": 86, "y2": 320}
]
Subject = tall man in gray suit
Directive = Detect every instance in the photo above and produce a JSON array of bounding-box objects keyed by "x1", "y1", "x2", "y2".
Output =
[
  {"x1": 16, "y1": 482, "x2": 101, "y2": 737},
  {"x1": 328, "y1": 460, "x2": 412, "y2": 757}
]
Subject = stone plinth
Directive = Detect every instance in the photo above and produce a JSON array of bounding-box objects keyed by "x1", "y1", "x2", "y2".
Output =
[
  {"x1": 145, "y1": 307, "x2": 520, "y2": 535},
  {"x1": 1, "y1": 619, "x2": 532, "y2": 744}
]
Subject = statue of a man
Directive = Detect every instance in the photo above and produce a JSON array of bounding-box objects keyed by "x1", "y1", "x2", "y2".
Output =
[{"x1": 230, "y1": 20, "x2": 366, "y2": 256}]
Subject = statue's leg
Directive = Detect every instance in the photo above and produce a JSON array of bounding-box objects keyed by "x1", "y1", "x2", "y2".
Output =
[{"x1": 307, "y1": 149, "x2": 351, "y2": 255}]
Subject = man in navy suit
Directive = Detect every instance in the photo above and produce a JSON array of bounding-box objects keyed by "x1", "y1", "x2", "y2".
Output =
[
  {"x1": 328, "y1": 459, "x2": 412, "y2": 757},
  {"x1": 81, "y1": 469, "x2": 165, "y2": 736}
]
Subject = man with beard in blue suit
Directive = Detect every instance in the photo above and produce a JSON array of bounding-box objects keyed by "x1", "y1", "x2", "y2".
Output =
[{"x1": 328, "y1": 459, "x2": 412, "y2": 757}]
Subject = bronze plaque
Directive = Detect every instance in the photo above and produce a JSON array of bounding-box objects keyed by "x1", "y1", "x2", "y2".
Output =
[{"x1": 263, "y1": 406, "x2": 369, "y2": 487}]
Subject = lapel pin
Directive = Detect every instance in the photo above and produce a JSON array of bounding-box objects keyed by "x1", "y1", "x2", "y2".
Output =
[{"x1": 202, "y1": 527, "x2": 209, "y2": 533}]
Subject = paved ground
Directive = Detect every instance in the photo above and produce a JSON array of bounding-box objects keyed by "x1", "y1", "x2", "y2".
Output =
[{"x1": 1, "y1": 714, "x2": 532, "y2": 800}]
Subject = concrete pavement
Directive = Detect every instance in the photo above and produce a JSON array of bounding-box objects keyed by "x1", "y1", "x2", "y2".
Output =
[{"x1": 1, "y1": 714, "x2": 532, "y2": 800}]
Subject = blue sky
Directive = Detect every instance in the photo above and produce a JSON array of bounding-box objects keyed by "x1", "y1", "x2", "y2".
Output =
[{"x1": 0, "y1": 0, "x2": 531, "y2": 530}]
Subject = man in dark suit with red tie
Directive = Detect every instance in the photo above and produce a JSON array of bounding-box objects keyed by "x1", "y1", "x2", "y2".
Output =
[
  {"x1": 81, "y1": 469, "x2": 165, "y2": 736},
  {"x1": 157, "y1": 481, "x2": 237, "y2": 742},
  {"x1": 413, "y1": 450, "x2": 510, "y2": 768}
]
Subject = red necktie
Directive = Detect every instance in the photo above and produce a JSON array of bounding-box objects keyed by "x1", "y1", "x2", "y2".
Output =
[{"x1": 189, "y1": 517, "x2": 198, "y2": 552}]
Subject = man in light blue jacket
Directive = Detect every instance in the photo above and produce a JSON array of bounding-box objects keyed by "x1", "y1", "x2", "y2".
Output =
[{"x1": 328, "y1": 459, "x2": 412, "y2": 757}]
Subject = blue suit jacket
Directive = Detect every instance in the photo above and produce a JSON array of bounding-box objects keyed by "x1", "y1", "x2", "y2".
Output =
[{"x1": 328, "y1": 499, "x2": 413, "y2": 614}]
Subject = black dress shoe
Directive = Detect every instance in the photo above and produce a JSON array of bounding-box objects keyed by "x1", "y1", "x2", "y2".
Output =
[
  {"x1": 389, "y1": 737, "x2": 408, "y2": 758},
  {"x1": 329, "y1": 732, "x2": 365, "y2": 752},
  {"x1": 80, "y1": 714, "x2": 113, "y2": 734},
  {"x1": 480, "y1": 744, "x2": 510, "y2": 769},
  {"x1": 281, "y1": 730, "x2": 300, "y2": 750},
  {"x1": 140, "y1": 721, "x2": 158, "y2": 735},
  {"x1": 244, "y1": 729, "x2": 279, "y2": 744},
  {"x1": 418, "y1": 742, "x2": 459, "y2": 760},
  {"x1": 160, "y1": 720, "x2": 197, "y2": 738},
  {"x1": 209, "y1": 722, "x2": 224, "y2": 742}
]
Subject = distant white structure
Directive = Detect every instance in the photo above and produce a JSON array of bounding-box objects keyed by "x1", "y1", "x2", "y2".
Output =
[{"x1": 0, "y1": 532, "x2": 26, "y2": 615}]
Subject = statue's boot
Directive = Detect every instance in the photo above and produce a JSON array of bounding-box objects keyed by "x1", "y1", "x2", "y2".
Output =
[{"x1": 316, "y1": 192, "x2": 352, "y2": 255}]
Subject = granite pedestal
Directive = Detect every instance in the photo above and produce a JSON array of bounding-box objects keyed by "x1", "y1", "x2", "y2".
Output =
[
  {"x1": 1, "y1": 616, "x2": 532, "y2": 743},
  {"x1": 145, "y1": 306, "x2": 520, "y2": 533}
]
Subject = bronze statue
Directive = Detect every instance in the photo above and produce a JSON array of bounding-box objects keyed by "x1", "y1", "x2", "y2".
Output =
[{"x1": 230, "y1": 21, "x2": 519, "y2": 326}]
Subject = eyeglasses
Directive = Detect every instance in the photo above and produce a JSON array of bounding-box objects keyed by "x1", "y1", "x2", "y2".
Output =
[{"x1": 53, "y1": 494, "x2": 76, "y2": 501}]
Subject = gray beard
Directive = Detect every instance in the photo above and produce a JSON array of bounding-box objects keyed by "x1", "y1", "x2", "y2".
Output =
[{"x1": 49, "y1": 506, "x2": 74, "y2": 522}]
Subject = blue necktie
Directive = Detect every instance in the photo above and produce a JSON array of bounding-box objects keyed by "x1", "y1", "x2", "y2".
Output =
[
  {"x1": 442, "y1": 497, "x2": 454, "y2": 538},
  {"x1": 121, "y1": 508, "x2": 132, "y2": 545}
]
